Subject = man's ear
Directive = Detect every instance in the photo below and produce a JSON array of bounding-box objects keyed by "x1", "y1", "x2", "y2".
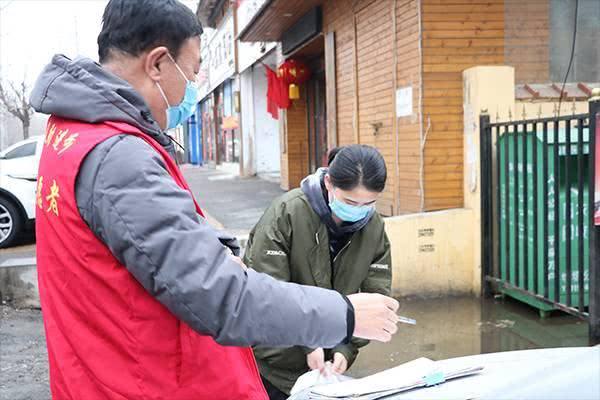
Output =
[
  {"x1": 324, "y1": 174, "x2": 333, "y2": 192},
  {"x1": 144, "y1": 46, "x2": 169, "y2": 82}
]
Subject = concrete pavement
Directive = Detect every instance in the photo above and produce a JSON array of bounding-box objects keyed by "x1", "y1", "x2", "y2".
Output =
[
  {"x1": 182, "y1": 165, "x2": 284, "y2": 238},
  {"x1": 0, "y1": 235, "x2": 38, "y2": 308}
]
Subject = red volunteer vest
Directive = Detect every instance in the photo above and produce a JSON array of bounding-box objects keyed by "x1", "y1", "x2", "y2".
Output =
[{"x1": 36, "y1": 116, "x2": 267, "y2": 400}]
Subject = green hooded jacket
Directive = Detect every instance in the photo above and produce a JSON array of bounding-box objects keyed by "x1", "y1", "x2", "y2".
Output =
[{"x1": 243, "y1": 170, "x2": 392, "y2": 394}]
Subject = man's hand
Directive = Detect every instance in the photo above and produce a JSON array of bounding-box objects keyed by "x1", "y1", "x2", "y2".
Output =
[
  {"x1": 306, "y1": 348, "x2": 325, "y2": 372},
  {"x1": 332, "y1": 352, "x2": 348, "y2": 374},
  {"x1": 348, "y1": 293, "x2": 399, "y2": 342}
]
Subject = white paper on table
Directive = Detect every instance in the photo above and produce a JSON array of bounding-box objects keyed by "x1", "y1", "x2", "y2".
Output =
[
  {"x1": 290, "y1": 365, "x2": 352, "y2": 396},
  {"x1": 309, "y1": 358, "x2": 484, "y2": 399},
  {"x1": 310, "y1": 358, "x2": 436, "y2": 398}
]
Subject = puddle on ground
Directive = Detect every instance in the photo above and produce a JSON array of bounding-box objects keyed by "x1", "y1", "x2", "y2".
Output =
[{"x1": 348, "y1": 295, "x2": 588, "y2": 377}]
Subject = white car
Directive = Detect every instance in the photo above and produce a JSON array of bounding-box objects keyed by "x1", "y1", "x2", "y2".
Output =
[{"x1": 0, "y1": 136, "x2": 43, "y2": 248}]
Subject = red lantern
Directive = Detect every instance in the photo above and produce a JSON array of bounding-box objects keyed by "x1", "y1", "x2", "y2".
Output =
[{"x1": 277, "y1": 59, "x2": 311, "y2": 100}]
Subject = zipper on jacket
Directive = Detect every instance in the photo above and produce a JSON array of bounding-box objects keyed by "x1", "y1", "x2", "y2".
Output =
[
  {"x1": 332, "y1": 239, "x2": 352, "y2": 286},
  {"x1": 333, "y1": 239, "x2": 352, "y2": 264}
]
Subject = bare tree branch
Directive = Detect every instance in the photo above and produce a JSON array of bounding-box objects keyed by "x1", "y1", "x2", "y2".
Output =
[
  {"x1": 9, "y1": 82, "x2": 25, "y2": 121},
  {"x1": 0, "y1": 81, "x2": 20, "y2": 116},
  {"x1": 0, "y1": 78, "x2": 34, "y2": 139},
  {"x1": 9, "y1": 81, "x2": 25, "y2": 108}
]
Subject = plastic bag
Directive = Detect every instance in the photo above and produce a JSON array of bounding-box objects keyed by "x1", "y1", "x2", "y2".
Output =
[{"x1": 290, "y1": 362, "x2": 353, "y2": 396}]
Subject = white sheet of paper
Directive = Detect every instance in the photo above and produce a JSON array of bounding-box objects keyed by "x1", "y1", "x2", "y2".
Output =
[
  {"x1": 311, "y1": 357, "x2": 436, "y2": 398},
  {"x1": 290, "y1": 366, "x2": 352, "y2": 396}
]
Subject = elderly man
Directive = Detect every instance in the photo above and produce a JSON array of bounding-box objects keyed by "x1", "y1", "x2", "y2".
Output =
[{"x1": 30, "y1": 0, "x2": 400, "y2": 399}]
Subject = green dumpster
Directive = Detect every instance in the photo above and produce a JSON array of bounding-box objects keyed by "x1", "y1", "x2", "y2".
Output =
[{"x1": 498, "y1": 127, "x2": 590, "y2": 315}]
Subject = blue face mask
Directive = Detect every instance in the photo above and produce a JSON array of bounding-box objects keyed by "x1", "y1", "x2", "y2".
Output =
[
  {"x1": 329, "y1": 189, "x2": 374, "y2": 222},
  {"x1": 156, "y1": 54, "x2": 199, "y2": 130}
]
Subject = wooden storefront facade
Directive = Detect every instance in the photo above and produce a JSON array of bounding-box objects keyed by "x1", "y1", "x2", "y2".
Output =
[{"x1": 237, "y1": 0, "x2": 597, "y2": 216}]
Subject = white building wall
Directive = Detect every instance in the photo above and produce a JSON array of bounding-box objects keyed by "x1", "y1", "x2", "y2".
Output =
[{"x1": 251, "y1": 64, "x2": 280, "y2": 176}]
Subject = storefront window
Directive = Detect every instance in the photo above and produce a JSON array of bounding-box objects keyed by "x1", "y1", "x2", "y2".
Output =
[{"x1": 218, "y1": 80, "x2": 240, "y2": 164}]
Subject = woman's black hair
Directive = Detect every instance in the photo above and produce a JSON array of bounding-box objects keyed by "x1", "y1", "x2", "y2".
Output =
[{"x1": 327, "y1": 145, "x2": 387, "y2": 192}]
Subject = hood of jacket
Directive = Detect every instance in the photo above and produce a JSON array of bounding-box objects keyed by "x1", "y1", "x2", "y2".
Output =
[{"x1": 29, "y1": 54, "x2": 175, "y2": 154}]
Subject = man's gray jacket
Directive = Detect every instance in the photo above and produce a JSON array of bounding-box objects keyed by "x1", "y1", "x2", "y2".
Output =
[{"x1": 29, "y1": 55, "x2": 353, "y2": 348}]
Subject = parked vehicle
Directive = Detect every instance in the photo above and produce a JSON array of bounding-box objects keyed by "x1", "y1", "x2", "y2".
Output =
[{"x1": 0, "y1": 136, "x2": 43, "y2": 248}]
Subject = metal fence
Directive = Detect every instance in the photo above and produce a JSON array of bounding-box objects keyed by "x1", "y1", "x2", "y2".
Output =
[{"x1": 480, "y1": 94, "x2": 600, "y2": 343}]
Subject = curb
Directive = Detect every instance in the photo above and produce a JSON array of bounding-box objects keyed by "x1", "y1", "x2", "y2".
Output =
[
  {"x1": 0, "y1": 262, "x2": 40, "y2": 309},
  {"x1": 203, "y1": 211, "x2": 225, "y2": 230},
  {"x1": 0, "y1": 257, "x2": 36, "y2": 268}
]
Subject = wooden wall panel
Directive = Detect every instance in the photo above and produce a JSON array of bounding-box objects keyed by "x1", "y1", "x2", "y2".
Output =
[
  {"x1": 322, "y1": 0, "x2": 422, "y2": 215},
  {"x1": 317, "y1": 0, "x2": 522, "y2": 214},
  {"x1": 355, "y1": 0, "x2": 396, "y2": 215},
  {"x1": 281, "y1": 97, "x2": 309, "y2": 190},
  {"x1": 322, "y1": 0, "x2": 356, "y2": 147},
  {"x1": 395, "y1": 0, "x2": 422, "y2": 213},
  {"x1": 504, "y1": 0, "x2": 550, "y2": 83},
  {"x1": 421, "y1": 0, "x2": 505, "y2": 211}
]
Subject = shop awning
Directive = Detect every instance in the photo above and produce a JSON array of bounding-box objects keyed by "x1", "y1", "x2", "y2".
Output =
[{"x1": 238, "y1": 0, "x2": 324, "y2": 42}]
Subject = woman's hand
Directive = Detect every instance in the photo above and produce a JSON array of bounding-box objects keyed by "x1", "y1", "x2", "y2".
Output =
[
  {"x1": 306, "y1": 348, "x2": 325, "y2": 372},
  {"x1": 332, "y1": 352, "x2": 348, "y2": 374}
]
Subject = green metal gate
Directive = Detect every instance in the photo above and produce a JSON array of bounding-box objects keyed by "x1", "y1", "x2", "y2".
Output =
[
  {"x1": 479, "y1": 98, "x2": 600, "y2": 329},
  {"x1": 497, "y1": 128, "x2": 590, "y2": 314}
]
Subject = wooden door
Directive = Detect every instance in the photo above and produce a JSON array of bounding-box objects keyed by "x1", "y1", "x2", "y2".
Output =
[{"x1": 307, "y1": 69, "x2": 328, "y2": 173}]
